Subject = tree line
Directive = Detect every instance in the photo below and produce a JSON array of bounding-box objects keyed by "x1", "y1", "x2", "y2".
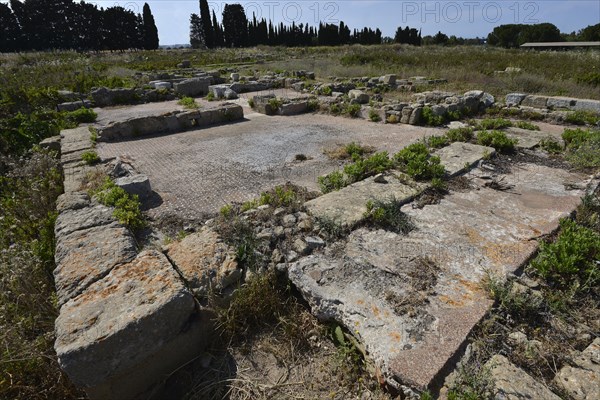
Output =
[
  {"x1": 488, "y1": 22, "x2": 600, "y2": 48},
  {"x1": 190, "y1": 0, "x2": 387, "y2": 48},
  {"x1": 0, "y1": 0, "x2": 159, "y2": 52}
]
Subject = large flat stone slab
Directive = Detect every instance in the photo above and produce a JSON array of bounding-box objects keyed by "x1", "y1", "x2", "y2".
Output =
[
  {"x1": 435, "y1": 142, "x2": 495, "y2": 176},
  {"x1": 487, "y1": 355, "x2": 561, "y2": 399},
  {"x1": 164, "y1": 227, "x2": 241, "y2": 298},
  {"x1": 505, "y1": 127, "x2": 564, "y2": 149},
  {"x1": 54, "y1": 203, "x2": 115, "y2": 237},
  {"x1": 290, "y1": 163, "x2": 591, "y2": 390},
  {"x1": 55, "y1": 250, "x2": 208, "y2": 399},
  {"x1": 54, "y1": 222, "x2": 137, "y2": 306},
  {"x1": 554, "y1": 338, "x2": 600, "y2": 400},
  {"x1": 305, "y1": 171, "x2": 428, "y2": 227}
]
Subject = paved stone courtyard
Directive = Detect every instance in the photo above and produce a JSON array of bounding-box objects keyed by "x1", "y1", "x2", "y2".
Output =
[{"x1": 97, "y1": 109, "x2": 440, "y2": 219}]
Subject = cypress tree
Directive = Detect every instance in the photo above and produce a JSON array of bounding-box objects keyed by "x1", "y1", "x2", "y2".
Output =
[
  {"x1": 199, "y1": 0, "x2": 213, "y2": 48},
  {"x1": 142, "y1": 3, "x2": 159, "y2": 50}
]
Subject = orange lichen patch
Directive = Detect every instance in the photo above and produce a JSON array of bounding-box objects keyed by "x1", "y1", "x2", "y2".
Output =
[
  {"x1": 389, "y1": 332, "x2": 402, "y2": 342},
  {"x1": 372, "y1": 305, "x2": 381, "y2": 317},
  {"x1": 357, "y1": 299, "x2": 365, "y2": 305},
  {"x1": 438, "y1": 295, "x2": 464, "y2": 307},
  {"x1": 483, "y1": 240, "x2": 536, "y2": 267}
]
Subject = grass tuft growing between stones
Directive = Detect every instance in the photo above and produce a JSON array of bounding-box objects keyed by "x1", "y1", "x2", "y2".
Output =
[
  {"x1": 475, "y1": 118, "x2": 513, "y2": 130},
  {"x1": 476, "y1": 130, "x2": 518, "y2": 153},
  {"x1": 516, "y1": 120, "x2": 540, "y2": 131},
  {"x1": 564, "y1": 110, "x2": 600, "y2": 126},
  {"x1": 178, "y1": 96, "x2": 200, "y2": 109},
  {"x1": 393, "y1": 143, "x2": 445, "y2": 181},
  {"x1": 81, "y1": 149, "x2": 100, "y2": 165},
  {"x1": 364, "y1": 197, "x2": 415, "y2": 234},
  {"x1": 92, "y1": 177, "x2": 145, "y2": 231},
  {"x1": 562, "y1": 127, "x2": 600, "y2": 169}
]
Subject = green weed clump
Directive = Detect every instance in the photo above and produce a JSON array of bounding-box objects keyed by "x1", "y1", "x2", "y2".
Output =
[
  {"x1": 318, "y1": 170, "x2": 346, "y2": 193},
  {"x1": 421, "y1": 106, "x2": 445, "y2": 126},
  {"x1": 65, "y1": 107, "x2": 98, "y2": 124},
  {"x1": 446, "y1": 127, "x2": 474, "y2": 142},
  {"x1": 477, "y1": 130, "x2": 518, "y2": 153},
  {"x1": 81, "y1": 150, "x2": 100, "y2": 165},
  {"x1": 364, "y1": 198, "x2": 415, "y2": 234},
  {"x1": 177, "y1": 96, "x2": 199, "y2": 109},
  {"x1": 531, "y1": 219, "x2": 599, "y2": 293},
  {"x1": 344, "y1": 103, "x2": 362, "y2": 118},
  {"x1": 93, "y1": 178, "x2": 145, "y2": 230},
  {"x1": 562, "y1": 128, "x2": 600, "y2": 169},
  {"x1": 516, "y1": 120, "x2": 540, "y2": 131},
  {"x1": 565, "y1": 110, "x2": 600, "y2": 126},
  {"x1": 539, "y1": 137, "x2": 563, "y2": 154},
  {"x1": 368, "y1": 108, "x2": 381, "y2": 122},
  {"x1": 393, "y1": 143, "x2": 445, "y2": 181},
  {"x1": 344, "y1": 151, "x2": 392, "y2": 183},
  {"x1": 426, "y1": 135, "x2": 449, "y2": 149}
]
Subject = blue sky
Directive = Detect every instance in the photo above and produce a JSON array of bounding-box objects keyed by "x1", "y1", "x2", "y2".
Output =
[{"x1": 8, "y1": 1, "x2": 600, "y2": 45}]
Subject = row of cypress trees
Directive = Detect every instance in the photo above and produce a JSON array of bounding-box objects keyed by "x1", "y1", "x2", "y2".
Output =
[{"x1": 0, "y1": 0, "x2": 159, "y2": 52}]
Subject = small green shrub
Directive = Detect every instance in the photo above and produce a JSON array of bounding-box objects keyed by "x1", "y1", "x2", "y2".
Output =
[
  {"x1": 93, "y1": 178, "x2": 145, "y2": 230},
  {"x1": 476, "y1": 118, "x2": 513, "y2": 130},
  {"x1": 364, "y1": 198, "x2": 415, "y2": 234},
  {"x1": 565, "y1": 110, "x2": 600, "y2": 126},
  {"x1": 268, "y1": 97, "x2": 282, "y2": 111},
  {"x1": 516, "y1": 120, "x2": 540, "y2": 131},
  {"x1": 344, "y1": 103, "x2": 362, "y2": 118},
  {"x1": 307, "y1": 98, "x2": 320, "y2": 111},
  {"x1": 368, "y1": 108, "x2": 381, "y2": 122},
  {"x1": 329, "y1": 103, "x2": 341, "y2": 115},
  {"x1": 247, "y1": 98, "x2": 255, "y2": 108},
  {"x1": 422, "y1": 106, "x2": 445, "y2": 126},
  {"x1": 344, "y1": 151, "x2": 392, "y2": 183},
  {"x1": 206, "y1": 91, "x2": 216, "y2": 101},
  {"x1": 178, "y1": 96, "x2": 199, "y2": 109},
  {"x1": 318, "y1": 170, "x2": 347, "y2": 193},
  {"x1": 220, "y1": 204, "x2": 234, "y2": 218},
  {"x1": 89, "y1": 127, "x2": 98, "y2": 144},
  {"x1": 446, "y1": 127, "x2": 474, "y2": 142},
  {"x1": 446, "y1": 359, "x2": 494, "y2": 400},
  {"x1": 563, "y1": 128, "x2": 600, "y2": 168},
  {"x1": 427, "y1": 135, "x2": 449, "y2": 149},
  {"x1": 576, "y1": 194, "x2": 600, "y2": 234},
  {"x1": 477, "y1": 130, "x2": 518, "y2": 153},
  {"x1": 394, "y1": 143, "x2": 445, "y2": 181},
  {"x1": 65, "y1": 107, "x2": 97, "y2": 124},
  {"x1": 531, "y1": 219, "x2": 600, "y2": 292},
  {"x1": 344, "y1": 142, "x2": 373, "y2": 159},
  {"x1": 259, "y1": 185, "x2": 297, "y2": 208},
  {"x1": 81, "y1": 150, "x2": 100, "y2": 165},
  {"x1": 540, "y1": 137, "x2": 563, "y2": 154},
  {"x1": 319, "y1": 85, "x2": 333, "y2": 96}
]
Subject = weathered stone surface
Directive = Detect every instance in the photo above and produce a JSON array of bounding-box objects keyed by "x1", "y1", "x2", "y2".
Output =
[
  {"x1": 409, "y1": 106, "x2": 423, "y2": 125},
  {"x1": 40, "y1": 135, "x2": 62, "y2": 152},
  {"x1": 547, "y1": 96, "x2": 577, "y2": 110},
  {"x1": 97, "y1": 104, "x2": 244, "y2": 141},
  {"x1": 380, "y1": 74, "x2": 397, "y2": 85},
  {"x1": 91, "y1": 87, "x2": 137, "y2": 107},
  {"x1": 153, "y1": 81, "x2": 172, "y2": 90},
  {"x1": 573, "y1": 99, "x2": 600, "y2": 113},
  {"x1": 164, "y1": 227, "x2": 240, "y2": 297},
  {"x1": 279, "y1": 101, "x2": 309, "y2": 115},
  {"x1": 58, "y1": 100, "x2": 92, "y2": 112},
  {"x1": 55, "y1": 204, "x2": 115, "y2": 237},
  {"x1": 55, "y1": 250, "x2": 206, "y2": 400},
  {"x1": 505, "y1": 127, "x2": 563, "y2": 149},
  {"x1": 54, "y1": 222, "x2": 137, "y2": 306},
  {"x1": 292, "y1": 164, "x2": 590, "y2": 390},
  {"x1": 554, "y1": 338, "x2": 600, "y2": 400},
  {"x1": 521, "y1": 95, "x2": 549, "y2": 109},
  {"x1": 115, "y1": 174, "x2": 152, "y2": 201},
  {"x1": 401, "y1": 107, "x2": 413, "y2": 124},
  {"x1": 435, "y1": 142, "x2": 495, "y2": 176},
  {"x1": 349, "y1": 89, "x2": 370, "y2": 104},
  {"x1": 56, "y1": 192, "x2": 90, "y2": 212},
  {"x1": 305, "y1": 171, "x2": 428, "y2": 227},
  {"x1": 174, "y1": 77, "x2": 211, "y2": 97},
  {"x1": 505, "y1": 93, "x2": 527, "y2": 107},
  {"x1": 487, "y1": 355, "x2": 561, "y2": 399}
]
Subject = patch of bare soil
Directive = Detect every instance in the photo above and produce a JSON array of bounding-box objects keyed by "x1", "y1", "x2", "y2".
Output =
[{"x1": 161, "y1": 309, "x2": 395, "y2": 400}]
